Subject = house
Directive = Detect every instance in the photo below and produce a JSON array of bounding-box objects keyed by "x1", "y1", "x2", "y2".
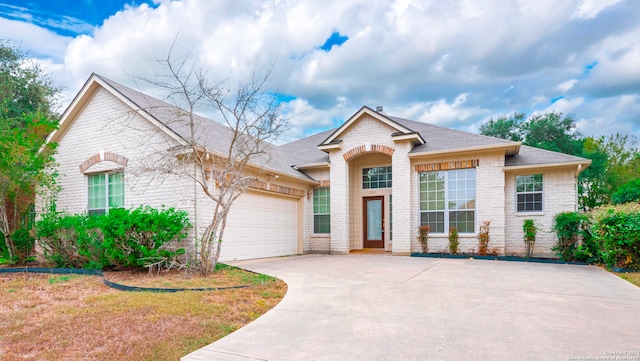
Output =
[{"x1": 40, "y1": 73, "x2": 591, "y2": 261}]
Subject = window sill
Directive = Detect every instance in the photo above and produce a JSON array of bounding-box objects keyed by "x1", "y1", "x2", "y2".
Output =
[
  {"x1": 310, "y1": 234, "x2": 331, "y2": 238},
  {"x1": 514, "y1": 212, "x2": 545, "y2": 217}
]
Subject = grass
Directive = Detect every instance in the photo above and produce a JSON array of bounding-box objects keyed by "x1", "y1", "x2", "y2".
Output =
[
  {"x1": 616, "y1": 271, "x2": 640, "y2": 288},
  {"x1": 0, "y1": 266, "x2": 286, "y2": 360}
]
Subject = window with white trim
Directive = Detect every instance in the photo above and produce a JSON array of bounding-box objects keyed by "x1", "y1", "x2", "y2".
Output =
[
  {"x1": 313, "y1": 187, "x2": 330, "y2": 233},
  {"x1": 362, "y1": 166, "x2": 392, "y2": 189},
  {"x1": 88, "y1": 172, "x2": 124, "y2": 216},
  {"x1": 516, "y1": 174, "x2": 543, "y2": 212},
  {"x1": 419, "y1": 168, "x2": 476, "y2": 233}
]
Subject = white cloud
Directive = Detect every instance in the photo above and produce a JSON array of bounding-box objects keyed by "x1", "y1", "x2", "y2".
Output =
[
  {"x1": 555, "y1": 79, "x2": 578, "y2": 93},
  {"x1": 572, "y1": 0, "x2": 623, "y2": 19},
  {"x1": 3, "y1": 0, "x2": 640, "y2": 142},
  {"x1": 0, "y1": 17, "x2": 72, "y2": 61}
]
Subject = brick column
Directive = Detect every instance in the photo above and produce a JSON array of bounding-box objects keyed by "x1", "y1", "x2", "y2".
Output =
[
  {"x1": 391, "y1": 142, "x2": 412, "y2": 255},
  {"x1": 329, "y1": 150, "x2": 350, "y2": 254}
]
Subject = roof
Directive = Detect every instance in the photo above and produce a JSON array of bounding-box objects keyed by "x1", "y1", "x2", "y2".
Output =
[
  {"x1": 64, "y1": 74, "x2": 316, "y2": 182},
  {"x1": 55, "y1": 73, "x2": 590, "y2": 179},
  {"x1": 280, "y1": 110, "x2": 590, "y2": 171},
  {"x1": 504, "y1": 145, "x2": 590, "y2": 168}
]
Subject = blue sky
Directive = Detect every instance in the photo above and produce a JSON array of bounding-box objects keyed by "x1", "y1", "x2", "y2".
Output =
[{"x1": 1, "y1": 0, "x2": 639, "y2": 143}]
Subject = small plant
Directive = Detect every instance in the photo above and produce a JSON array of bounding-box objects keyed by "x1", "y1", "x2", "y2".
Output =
[
  {"x1": 523, "y1": 219, "x2": 537, "y2": 258},
  {"x1": 418, "y1": 225, "x2": 429, "y2": 253},
  {"x1": 478, "y1": 221, "x2": 491, "y2": 256},
  {"x1": 448, "y1": 227, "x2": 459, "y2": 254}
]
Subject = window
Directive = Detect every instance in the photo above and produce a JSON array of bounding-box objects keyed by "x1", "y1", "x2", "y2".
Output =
[
  {"x1": 419, "y1": 168, "x2": 476, "y2": 233},
  {"x1": 88, "y1": 172, "x2": 124, "y2": 216},
  {"x1": 313, "y1": 187, "x2": 330, "y2": 233},
  {"x1": 362, "y1": 166, "x2": 392, "y2": 189},
  {"x1": 516, "y1": 174, "x2": 543, "y2": 212}
]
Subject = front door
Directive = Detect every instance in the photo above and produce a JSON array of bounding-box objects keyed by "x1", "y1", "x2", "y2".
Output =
[{"x1": 363, "y1": 196, "x2": 384, "y2": 248}]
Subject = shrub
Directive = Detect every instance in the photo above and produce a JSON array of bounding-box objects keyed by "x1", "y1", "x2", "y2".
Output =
[
  {"x1": 551, "y1": 212, "x2": 589, "y2": 261},
  {"x1": 418, "y1": 225, "x2": 429, "y2": 253},
  {"x1": 523, "y1": 219, "x2": 537, "y2": 258},
  {"x1": 10, "y1": 227, "x2": 36, "y2": 262},
  {"x1": 448, "y1": 227, "x2": 459, "y2": 254},
  {"x1": 478, "y1": 221, "x2": 490, "y2": 256},
  {"x1": 36, "y1": 212, "x2": 106, "y2": 269},
  {"x1": 591, "y1": 207, "x2": 640, "y2": 270},
  {"x1": 36, "y1": 206, "x2": 191, "y2": 270},
  {"x1": 612, "y1": 179, "x2": 640, "y2": 205},
  {"x1": 98, "y1": 206, "x2": 190, "y2": 269}
]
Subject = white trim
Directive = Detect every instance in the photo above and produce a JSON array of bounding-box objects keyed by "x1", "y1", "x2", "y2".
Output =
[
  {"x1": 514, "y1": 174, "x2": 544, "y2": 214},
  {"x1": 408, "y1": 143, "x2": 521, "y2": 158},
  {"x1": 320, "y1": 106, "x2": 414, "y2": 145},
  {"x1": 504, "y1": 161, "x2": 591, "y2": 172}
]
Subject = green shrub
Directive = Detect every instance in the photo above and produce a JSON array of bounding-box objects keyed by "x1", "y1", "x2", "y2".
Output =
[
  {"x1": 98, "y1": 206, "x2": 190, "y2": 269},
  {"x1": 36, "y1": 206, "x2": 191, "y2": 270},
  {"x1": 592, "y1": 208, "x2": 640, "y2": 270},
  {"x1": 418, "y1": 225, "x2": 429, "y2": 253},
  {"x1": 448, "y1": 227, "x2": 459, "y2": 254},
  {"x1": 612, "y1": 179, "x2": 640, "y2": 205},
  {"x1": 10, "y1": 227, "x2": 35, "y2": 262},
  {"x1": 0, "y1": 230, "x2": 7, "y2": 259},
  {"x1": 523, "y1": 219, "x2": 537, "y2": 258},
  {"x1": 36, "y1": 212, "x2": 106, "y2": 268},
  {"x1": 551, "y1": 212, "x2": 589, "y2": 261}
]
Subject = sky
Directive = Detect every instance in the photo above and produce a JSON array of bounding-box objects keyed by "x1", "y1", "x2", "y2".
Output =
[{"x1": 1, "y1": 0, "x2": 639, "y2": 144}]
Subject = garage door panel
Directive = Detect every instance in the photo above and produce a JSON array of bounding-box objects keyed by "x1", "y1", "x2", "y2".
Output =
[{"x1": 218, "y1": 191, "x2": 298, "y2": 261}]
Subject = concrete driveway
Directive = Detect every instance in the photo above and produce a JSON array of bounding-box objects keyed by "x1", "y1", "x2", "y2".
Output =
[{"x1": 182, "y1": 254, "x2": 640, "y2": 361}]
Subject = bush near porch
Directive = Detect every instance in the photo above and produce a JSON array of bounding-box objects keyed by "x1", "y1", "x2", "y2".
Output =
[{"x1": 552, "y1": 202, "x2": 640, "y2": 270}]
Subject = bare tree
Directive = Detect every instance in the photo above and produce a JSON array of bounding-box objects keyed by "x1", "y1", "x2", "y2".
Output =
[{"x1": 138, "y1": 45, "x2": 287, "y2": 275}]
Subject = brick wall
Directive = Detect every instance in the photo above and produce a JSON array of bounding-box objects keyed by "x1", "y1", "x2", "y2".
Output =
[{"x1": 504, "y1": 168, "x2": 577, "y2": 257}]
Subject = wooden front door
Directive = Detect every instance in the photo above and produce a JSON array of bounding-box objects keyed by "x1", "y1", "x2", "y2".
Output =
[{"x1": 363, "y1": 196, "x2": 384, "y2": 248}]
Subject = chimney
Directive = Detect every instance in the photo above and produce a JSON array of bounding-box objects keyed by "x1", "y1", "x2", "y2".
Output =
[{"x1": 376, "y1": 106, "x2": 383, "y2": 112}]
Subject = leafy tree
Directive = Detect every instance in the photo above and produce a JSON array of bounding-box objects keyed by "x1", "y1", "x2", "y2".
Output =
[
  {"x1": 612, "y1": 179, "x2": 640, "y2": 205},
  {"x1": 0, "y1": 113, "x2": 58, "y2": 260},
  {"x1": 479, "y1": 112, "x2": 525, "y2": 141},
  {"x1": 521, "y1": 112, "x2": 582, "y2": 155},
  {"x1": 0, "y1": 41, "x2": 60, "y2": 261},
  {"x1": 0, "y1": 40, "x2": 60, "y2": 120}
]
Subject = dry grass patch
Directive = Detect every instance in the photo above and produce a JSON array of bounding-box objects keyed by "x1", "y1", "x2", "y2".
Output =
[
  {"x1": 0, "y1": 267, "x2": 286, "y2": 361},
  {"x1": 616, "y1": 272, "x2": 640, "y2": 288}
]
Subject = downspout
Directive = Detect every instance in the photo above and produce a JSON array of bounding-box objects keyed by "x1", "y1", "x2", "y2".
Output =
[{"x1": 576, "y1": 164, "x2": 582, "y2": 212}]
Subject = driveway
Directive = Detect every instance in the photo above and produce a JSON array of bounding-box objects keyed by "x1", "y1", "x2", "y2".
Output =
[{"x1": 182, "y1": 254, "x2": 640, "y2": 361}]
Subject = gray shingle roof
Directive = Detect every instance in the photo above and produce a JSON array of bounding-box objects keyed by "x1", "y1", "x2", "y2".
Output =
[
  {"x1": 96, "y1": 75, "x2": 590, "y2": 176},
  {"x1": 389, "y1": 116, "x2": 520, "y2": 153},
  {"x1": 96, "y1": 74, "x2": 314, "y2": 181},
  {"x1": 504, "y1": 145, "x2": 589, "y2": 167}
]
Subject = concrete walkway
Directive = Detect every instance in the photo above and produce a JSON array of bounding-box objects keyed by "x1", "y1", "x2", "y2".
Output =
[{"x1": 182, "y1": 254, "x2": 640, "y2": 361}]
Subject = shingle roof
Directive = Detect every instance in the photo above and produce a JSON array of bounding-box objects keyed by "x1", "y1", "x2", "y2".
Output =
[
  {"x1": 279, "y1": 112, "x2": 590, "y2": 169},
  {"x1": 504, "y1": 145, "x2": 589, "y2": 167},
  {"x1": 95, "y1": 75, "x2": 590, "y2": 176},
  {"x1": 389, "y1": 116, "x2": 520, "y2": 153},
  {"x1": 96, "y1": 74, "x2": 315, "y2": 181}
]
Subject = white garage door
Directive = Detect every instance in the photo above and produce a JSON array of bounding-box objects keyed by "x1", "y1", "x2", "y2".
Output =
[{"x1": 218, "y1": 191, "x2": 299, "y2": 261}]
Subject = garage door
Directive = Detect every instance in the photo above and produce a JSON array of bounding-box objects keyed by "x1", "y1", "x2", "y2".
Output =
[{"x1": 218, "y1": 191, "x2": 299, "y2": 261}]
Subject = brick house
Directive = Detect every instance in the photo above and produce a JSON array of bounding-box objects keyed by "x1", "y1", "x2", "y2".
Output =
[{"x1": 40, "y1": 73, "x2": 591, "y2": 261}]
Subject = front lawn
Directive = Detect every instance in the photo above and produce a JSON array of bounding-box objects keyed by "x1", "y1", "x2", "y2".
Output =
[{"x1": 0, "y1": 267, "x2": 286, "y2": 360}]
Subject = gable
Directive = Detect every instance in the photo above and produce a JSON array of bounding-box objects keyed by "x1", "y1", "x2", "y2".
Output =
[{"x1": 319, "y1": 106, "x2": 424, "y2": 150}]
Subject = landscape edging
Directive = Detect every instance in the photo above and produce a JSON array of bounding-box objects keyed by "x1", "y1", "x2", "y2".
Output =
[{"x1": 0, "y1": 267, "x2": 252, "y2": 292}]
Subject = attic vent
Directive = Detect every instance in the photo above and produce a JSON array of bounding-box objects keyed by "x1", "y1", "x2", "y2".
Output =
[{"x1": 376, "y1": 106, "x2": 383, "y2": 112}]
